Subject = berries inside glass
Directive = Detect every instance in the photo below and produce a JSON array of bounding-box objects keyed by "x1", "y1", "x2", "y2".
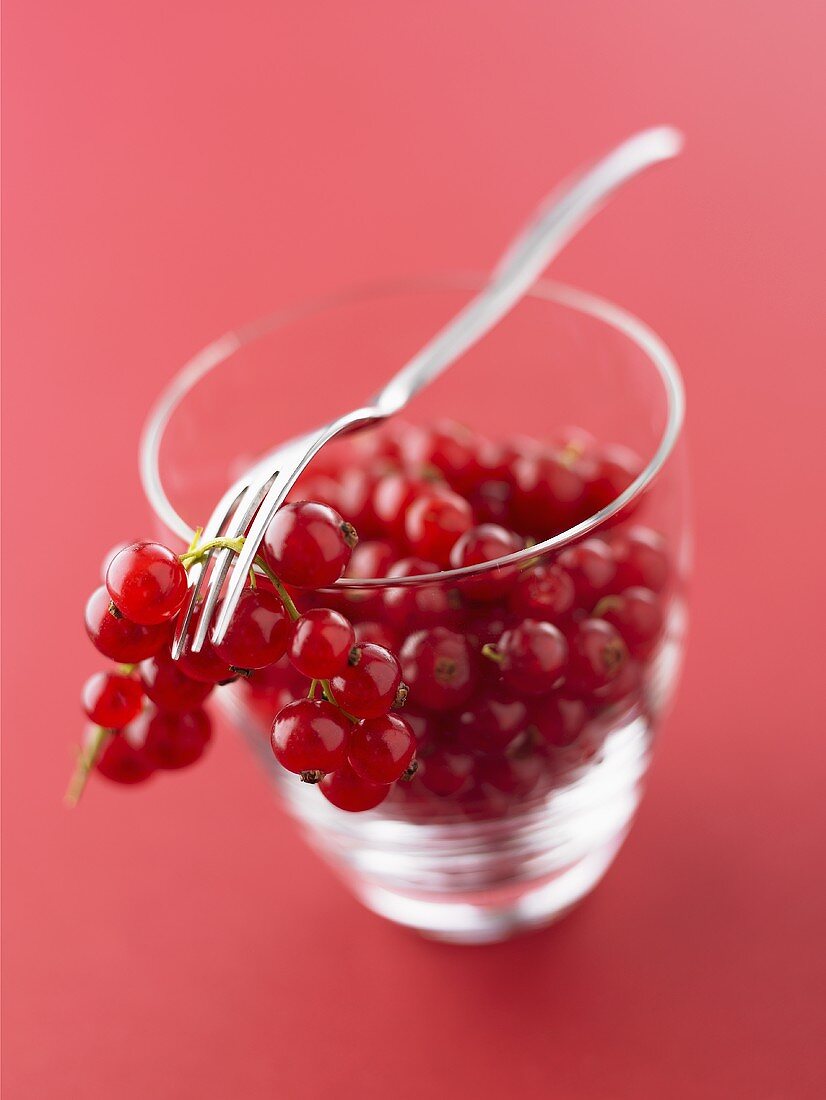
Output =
[{"x1": 139, "y1": 279, "x2": 687, "y2": 941}]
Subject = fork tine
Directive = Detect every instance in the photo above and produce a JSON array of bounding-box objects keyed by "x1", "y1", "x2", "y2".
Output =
[
  {"x1": 170, "y1": 482, "x2": 247, "y2": 659},
  {"x1": 189, "y1": 471, "x2": 278, "y2": 652}
]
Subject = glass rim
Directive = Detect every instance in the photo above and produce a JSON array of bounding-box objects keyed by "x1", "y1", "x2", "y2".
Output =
[{"x1": 140, "y1": 273, "x2": 685, "y2": 589}]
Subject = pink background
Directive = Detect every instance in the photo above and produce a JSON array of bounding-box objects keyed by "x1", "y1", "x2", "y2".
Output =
[{"x1": 3, "y1": 2, "x2": 826, "y2": 1097}]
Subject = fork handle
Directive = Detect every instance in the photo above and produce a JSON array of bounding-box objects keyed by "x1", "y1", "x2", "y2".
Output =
[{"x1": 372, "y1": 125, "x2": 682, "y2": 417}]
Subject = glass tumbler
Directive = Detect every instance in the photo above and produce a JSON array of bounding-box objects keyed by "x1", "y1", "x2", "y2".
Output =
[{"x1": 140, "y1": 276, "x2": 688, "y2": 943}]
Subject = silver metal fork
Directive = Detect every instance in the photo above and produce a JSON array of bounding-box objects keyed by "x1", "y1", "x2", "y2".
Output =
[{"x1": 173, "y1": 124, "x2": 683, "y2": 657}]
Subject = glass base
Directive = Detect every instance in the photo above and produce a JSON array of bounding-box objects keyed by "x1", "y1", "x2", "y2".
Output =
[
  {"x1": 354, "y1": 832, "x2": 626, "y2": 943},
  {"x1": 222, "y1": 689, "x2": 653, "y2": 944}
]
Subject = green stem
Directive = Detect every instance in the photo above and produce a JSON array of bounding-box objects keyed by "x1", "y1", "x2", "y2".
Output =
[
  {"x1": 481, "y1": 643, "x2": 505, "y2": 665},
  {"x1": 253, "y1": 556, "x2": 300, "y2": 621},
  {"x1": 179, "y1": 536, "x2": 246, "y2": 568},
  {"x1": 64, "y1": 726, "x2": 110, "y2": 808}
]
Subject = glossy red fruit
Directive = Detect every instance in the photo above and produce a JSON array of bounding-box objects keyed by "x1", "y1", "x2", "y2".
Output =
[
  {"x1": 611, "y1": 526, "x2": 670, "y2": 593},
  {"x1": 353, "y1": 620, "x2": 398, "y2": 652},
  {"x1": 345, "y1": 539, "x2": 395, "y2": 579},
  {"x1": 271, "y1": 699, "x2": 351, "y2": 775},
  {"x1": 262, "y1": 501, "x2": 357, "y2": 588},
  {"x1": 557, "y1": 538, "x2": 617, "y2": 607},
  {"x1": 595, "y1": 587, "x2": 665, "y2": 659},
  {"x1": 403, "y1": 485, "x2": 474, "y2": 565},
  {"x1": 105, "y1": 541, "x2": 188, "y2": 625},
  {"x1": 509, "y1": 452, "x2": 588, "y2": 537},
  {"x1": 456, "y1": 686, "x2": 529, "y2": 753},
  {"x1": 329, "y1": 643, "x2": 403, "y2": 719},
  {"x1": 530, "y1": 695, "x2": 589, "y2": 747},
  {"x1": 213, "y1": 586, "x2": 290, "y2": 670},
  {"x1": 94, "y1": 729, "x2": 154, "y2": 786},
  {"x1": 400, "y1": 627, "x2": 478, "y2": 711},
  {"x1": 319, "y1": 764, "x2": 391, "y2": 812},
  {"x1": 566, "y1": 619, "x2": 629, "y2": 697},
  {"x1": 405, "y1": 420, "x2": 487, "y2": 493},
  {"x1": 348, "y1": 714, "x2": 416, "y2": 783},
  {"x1": 139, "y1": 651, "x2": 214, "y2": 711},
  {"x1": 81, "y1": 672, "x2": 144, "y2": 729},
  {"x1": 476, "y1": 749, "x2": 545, "y2": 797},
  {"x1": 449, "y1": 523, "x2": 523, "y2": 601},
  {"x1": 371, "y1": 473, "x2": 427, "y2": 541},
  {"x1": 289, "y1": 608, "x2": 355, "y2": 679},
  {"x1": 85, "y1": 586, "x2": 171, "y2": 663},
  {"x1": 494, "y1": 620, "x2": 568, "y2": 695},
  {"x1": 468, "y1": 480, "x2": 511, "y2": 525},
  {"x1": 143, "y1": 708, "x2": 213, "y2": 770},
  {"x1": 381, "y1": 559, "x2": 455, "y2": 629},
  {"x1": 584, "y1": 444, "x2": 644, "y2": 514},
  {"x1": 418, "y1": 748, "x2": 474, "y2": 797},
  {"x1": 176, "y1": 601, "x2": 235, "y2": 684},
  {"x1": 509, "y1": 563, "x2": 576, "y2": 623}
]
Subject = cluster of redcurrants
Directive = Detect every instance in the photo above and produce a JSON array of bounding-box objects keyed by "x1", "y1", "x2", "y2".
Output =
[
  {"x1": 74, "y1": 499, "x2": 416, "y2": 809},
  {"x1": 240, "y1": 419, "x2": 672, "y2": 817},
  {"x1": 74, "y1": 417, "x2": 672, "y2": 816}
]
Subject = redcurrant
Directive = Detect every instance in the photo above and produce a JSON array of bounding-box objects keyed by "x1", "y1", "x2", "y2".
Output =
[
  {"x1": 81, "y1": 672, "x2": 143, "y2": 729},
  {"x1": 348, "y1": 713, "x2": 416, "y2": 784},
  {"x1": 271, "y1": 699, "x2": 350, "y2": 776},
  {"x1": 319, "y1": 764, "x2": 390, "y2": 811},
  {"x1": 329, "y1": 643, "x2": 403, "y2": 719},
  {"x1": 140, "y1": 651, "x2": 214, "y2": 711},
  {"x1": 143, "y1": 708, "x2": 213, "y2": 770},
  {"x1": 105, "y1": 541, "x2": 188, "y2": 625},
  {"x1": 85, "y1": 586, "x2": 170, "y2": 663},
  {"x1": 262, "y1": 501, "x2": 357, "y2": 588},
  {"x1": 289, "y1": 608, "x2": 355, "y2": 679},
  {"x1": 449, "y1": 523, "x2": 523, "y2": 601},
  {"x1": 400, "y1": 627, "x2": 478, "y2": 711},
  {"x1": 493, "y1": 620, "x2": 568, "y2": 695}
]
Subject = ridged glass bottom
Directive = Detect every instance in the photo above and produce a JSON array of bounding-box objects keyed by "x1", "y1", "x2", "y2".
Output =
[{"x1": 222, "y1": 692, "x2": 654, "y2": 943}]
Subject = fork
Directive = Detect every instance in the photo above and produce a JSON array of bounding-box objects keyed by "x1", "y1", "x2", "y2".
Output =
[{"x1": 173, "y1": 124, "x2": 683, "y2": 658}]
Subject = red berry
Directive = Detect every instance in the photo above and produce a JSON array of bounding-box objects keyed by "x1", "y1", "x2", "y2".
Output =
[
  {"x1": 382, "y1": 558, "x2": 455, "y2": 629},
  {"x1": 468, "y1": 480, "x2": 511, "y2": 525},
  {"x1": 105, "y1": 541, "x2": 188, "y2": 625},
  {"x1": 85, "y1": 586, "x2": 170, "y2": 663},
  {"x1": 371, "y1": 473, "x2": 428, "y2": 542},
  {"x1": 329, "y1": 643, "x2": 403, "y2": 719},
  {"x1": 271, "y1": 699, "x2": 350, "y2": 775},
  {"x1": 289, "y1": 608, "x2": 355, "y2": 679},
  {"x1": 353, "y1": 620, "x2": 398, "y2": 651},
  {"x1": 94, "y1": 728, "x2": 154, "y2": 786},
  {"x1": 143, "y1": 708, "x2": 212, "y2": 770},
  {"x1": 611, "y1": 526, "x2": 670, "y2": 593},
  {"x1": 566, "y1": 619, "x2": 629, "y2": 697},
  {"x1": 319, "y1": 764, "x2": 390, "y2": 812},
  {"x1": 176, "y1": 601, "x2": 235, "y2": 684},
  {"x1": 418, "y1": 748, "x2": 474, "y2": 797},
  {"x1": 263, "y1": 501, "x2": 357, "y2": 588},
  {"x1": 509, "y1": 452, "x2": 587, "y2": 537},
  {"x1": 509, "y1": 563, "x2": 576, "y2": 622},
  {"x1": 400, "y1": 627, "x2": 478, "y2": 711},
  {"x1": 456, "y1": 686, "x2": 529, "y2": 753},
  {"x1": 584, "y1": 444, "x2": 644, "y2": 514},
  {"x1": 404, "y1": 420, "x2": 488, "y2": 494},
  {"x1": 214, "y1": 585, "x2": 290, "y2": 670},
  {"x1": 348, "y1": 714, "x2": 416, "y2": 783},
  {"x1": 494, "y1": 620, "x2": 568, "y2": 695},
  {"x1": 403, "y1": 485, "x2": 473, "y2": 564},
  {"x1": 557, "y1": 538, "x2": 616, "y2": 607},
  {"x1": 595, "y1": 587, "x2": 664, "y2": 659},
  {"x1": 345, "y1": 539, "x2": 395, "y2": 579},
  {"x1": 476, "y1": 749, "x2": 544, "y2": 798},
  {"x1": 81, "y1": 672, "x2": 143, "y2": 729},
  {"x1": 449, "y1": 523, "x2": 523, "y2": 601},
  {"x1": 139, "y1": 651, "x2": 214, "y2": 711},
  {"x1": 530, "y1": 695, "x2": 588, "y2": 747}
]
